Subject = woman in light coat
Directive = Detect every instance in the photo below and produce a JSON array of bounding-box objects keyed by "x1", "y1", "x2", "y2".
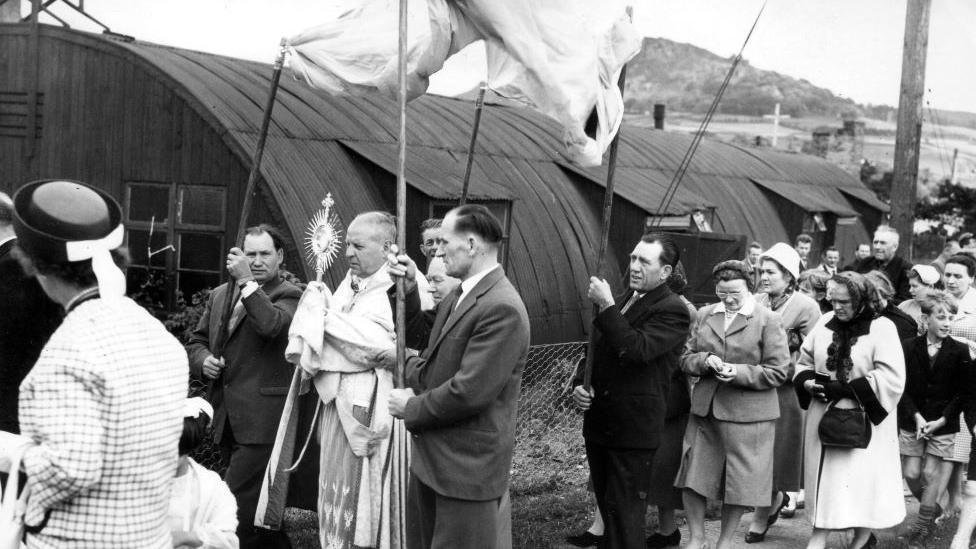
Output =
[
  {"x1": 676, "y1": 260, "x2": 790, "y2": 549},
  {"x1": 747, "y1": 243, "x2": 822, "y2": 542},
  {"x1": 794, "y1": 272, "x2": 906, "y2": 549}
]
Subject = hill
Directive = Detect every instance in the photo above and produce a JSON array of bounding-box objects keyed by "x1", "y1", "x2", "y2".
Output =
[
  {"x1": 625, "y1": 37, "x2": 867, "y2": 119},
  {"x1": 625, "y1": 37, "x2": 976, "y2": 131}
]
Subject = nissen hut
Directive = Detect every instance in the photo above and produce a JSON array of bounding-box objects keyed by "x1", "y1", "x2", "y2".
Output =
[{"x1": 0, "y1": 23, "x2": 888, "y2": 343}]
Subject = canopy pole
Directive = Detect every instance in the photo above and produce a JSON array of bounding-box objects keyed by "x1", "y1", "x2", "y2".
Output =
[
  {"x1": 394, "y1": 0, "x2": 409, "y2": 388},
  {"x1": 459, "y1": 83, "x2": 487, "y2": 206},
  {"x1": 582, "y1": 65, "x2": 628, "y2": 393},
  {"x1": 215, "y1": 39, "x2": 288, "y2": 359}
]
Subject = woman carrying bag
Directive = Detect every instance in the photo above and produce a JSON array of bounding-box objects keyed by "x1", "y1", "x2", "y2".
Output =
[{"x1": 794, "y1": 271, "x2": 906, "y2": 549}]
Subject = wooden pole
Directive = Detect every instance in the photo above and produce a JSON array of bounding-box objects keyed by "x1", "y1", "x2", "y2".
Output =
[
  {"x1": 950, "y1": 148, "x2": 959, "y2": 183},
  {"x1": 889, "y1": 0, "x2": 931, "y2": 260},
  {"x1": 394, "y1": 0, "x2": 408, "y2": 388},
  {"x1": 459, "y1": 83, "x2": 487, "y2": 206},
  {"x1": 214, "y1": 40, "x2": 287, "y2": 358},
  {"x1": 582, "y1": 65, "x2": 628, "y2": 392}
]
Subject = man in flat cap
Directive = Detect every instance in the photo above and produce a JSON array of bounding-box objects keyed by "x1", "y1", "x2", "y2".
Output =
[{"x1": 0, "y1": 180, "x2": 188, "y2": 548}]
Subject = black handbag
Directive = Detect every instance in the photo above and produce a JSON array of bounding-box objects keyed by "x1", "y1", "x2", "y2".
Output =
[{"x1": 817, "y1": 390, "x2": 872, "y2": 449}]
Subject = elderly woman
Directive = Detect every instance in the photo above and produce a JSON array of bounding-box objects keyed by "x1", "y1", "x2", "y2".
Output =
[
  {"x1": 898, "y1": 264, "x2": 943, "y2": 332},
  {"x1": 747, "y1": 244, "x2": 822, "y2": 543},
  {"x1": 799, "y1": 269, "x2": 832, "y2": 314},
  {"x1": 864, "y1": 270, "x2": 918, "y2": 341},
  {"x1": 676, "y1": 260, "x2": 789, "y2": 549},
  {"x1": 795, "y1": 272, "x2": 906, "y2": 549}
]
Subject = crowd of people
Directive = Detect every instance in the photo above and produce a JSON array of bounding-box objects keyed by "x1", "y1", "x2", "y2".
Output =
[
  {"x1": 569, "y1": 229, "x2": 976, "y2": 549},
  {"x1": 0, "y1": 180, "x2": 525, "y2": 549},
  {"x1": 4, "y1": 177, "x2": 976, "y2": 549}
]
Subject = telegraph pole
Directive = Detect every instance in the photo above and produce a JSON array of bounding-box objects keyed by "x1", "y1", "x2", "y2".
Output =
[{"x1": 889, "y1": 0, "x2": 931, "y2": 259}]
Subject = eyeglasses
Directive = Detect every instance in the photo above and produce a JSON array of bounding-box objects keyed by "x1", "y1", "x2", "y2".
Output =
[{"x1": 715, "y1": 290, "x2": 745, "y2": 299}]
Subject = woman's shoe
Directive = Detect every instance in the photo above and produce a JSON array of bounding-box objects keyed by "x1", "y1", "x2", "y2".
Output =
[
  {"x1": 766, "y1": 492, "x2": 790, "y2": 527},
  {"x1": 646, "y1": 529, "x2": 681, "y2": 548},
  {"x1": 744, "y1": 527, "x2": 768, "y2": 544}
]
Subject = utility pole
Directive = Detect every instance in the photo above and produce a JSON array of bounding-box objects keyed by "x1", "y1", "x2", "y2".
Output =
[
  {"x1": 950, "y1": 148, "x2": 959, "y2": 183},
  {"x1": 889, "y1": 0, "x2": 931, "y2": 260},
  {"x1": 771, "y1": 102, "x2": 780, "y2": 148}
]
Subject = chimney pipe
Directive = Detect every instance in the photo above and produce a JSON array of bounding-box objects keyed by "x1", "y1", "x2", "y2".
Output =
[
  {"x1": 653, "y1": 104, "x2": 666, "y2": 130},
  {"x1": 0, "y1": 0, "x2": 21, "y2": 23}
]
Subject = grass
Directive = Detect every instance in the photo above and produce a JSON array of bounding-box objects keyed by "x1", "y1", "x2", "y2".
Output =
[{"x1": 281, "y1": 484, "x2": 967, "y2": 549}]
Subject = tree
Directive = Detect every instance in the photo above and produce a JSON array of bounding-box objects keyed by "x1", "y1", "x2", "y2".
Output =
[{"x1": 915, "y1": 179, "x2": 976, "y2": 235}]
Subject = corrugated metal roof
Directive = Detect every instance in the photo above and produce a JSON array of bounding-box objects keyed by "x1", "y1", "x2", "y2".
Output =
[
  {"x1": 751, "y1": 178, "x2": 859, "y2": 216},
  {"x1": 19, "y1": 26, "x2": 887, "y2": 342}
]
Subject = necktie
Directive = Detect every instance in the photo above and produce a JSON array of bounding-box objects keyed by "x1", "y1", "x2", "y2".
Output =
[
  {"x1": 620, "y1": 292, "x2": 641, "y2": 314},
  {"x1": 452, "y1": 285, "x2": 465, "y2": 311},
  {"x1": 228, "y1": 293, "x2": 246, "y2": 332}
]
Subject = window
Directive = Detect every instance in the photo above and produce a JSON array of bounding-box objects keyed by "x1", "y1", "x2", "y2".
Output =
[
  {"x1": 125, "y1": 182, "x2": 226, "y2": 308},
  {"x1": 430, "y1": 200, "x2": 512, "y2": 266}
]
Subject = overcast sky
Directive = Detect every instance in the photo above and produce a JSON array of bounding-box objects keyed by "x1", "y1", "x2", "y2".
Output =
[{"x1": 31, "y1": 0, "x2": 976, "y2": 114}]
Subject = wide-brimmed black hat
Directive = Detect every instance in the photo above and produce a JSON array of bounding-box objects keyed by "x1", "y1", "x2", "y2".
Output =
[{"x1": 12, "y1": 179, "x2": 123, "y2": 263}]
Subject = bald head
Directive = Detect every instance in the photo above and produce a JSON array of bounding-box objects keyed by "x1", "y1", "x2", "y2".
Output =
[{"x1": 345, "y1": 211, "x2": 396, "y2": 278}]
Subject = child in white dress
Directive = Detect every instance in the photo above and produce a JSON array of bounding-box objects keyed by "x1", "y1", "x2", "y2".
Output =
[{"x1": 169, "y1": 397, "x2": 240, "y2": 549}]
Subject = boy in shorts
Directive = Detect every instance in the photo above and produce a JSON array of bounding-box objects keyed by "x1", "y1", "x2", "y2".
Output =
[{"x1": 899, "y1": 290, "x2": 970, "y2": 546}]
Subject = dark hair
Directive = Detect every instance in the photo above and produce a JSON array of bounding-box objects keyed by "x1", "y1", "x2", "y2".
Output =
[
  {"x1": 824, "y1": 246, "x2": 839, "y2": 254},
  {"x1": 244, "y1": 224, "x2": 287, "y2": 253},
  {"x1": 420, "y1": 218, "x2": 442, "y2": 232},
  {"x1": 946, "y1": 253, "x2": 976, "y2": 278},
  {"x1": 449, "y1": 204, "x2": 502, "y2": 244},
  {"x1": 665, "y1": 261, "x2": 688, "y2": 294},
  {"x1": 799, "y1": 268, "x2": 831, "y2": 292},
  {"x1": 959, "y1": 233, "x2": 975, "y2": 249},
  {"x1": 179, "y1": 413, "x2": 211, "y2": 456},
  {"x1": 712, "y1": 259, "x2": 755, "y2": 292},
  {"x1": 748, "y1": 241, "x2": 762, "y2": 250},
  {"x1": 641, "y1": 232, "x2": 680, "y2": 268},
  {"x1": 14, "y1": 245, "x2": 129, "y2": 288},
  {"x1": 796, "y1": 234, "x2": 813, "y2": 245}
]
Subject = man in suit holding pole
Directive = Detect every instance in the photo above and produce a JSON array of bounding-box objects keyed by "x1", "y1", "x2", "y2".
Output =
[
  {"x1": 387, "y1": 204, "x2": 530, "y2": 549},
  {"x1": 187, "y1": 224, "x2": 302, "y2": 549},
  {"x1": 572, "y1": 233, "x2": 691, "y2": 549}
]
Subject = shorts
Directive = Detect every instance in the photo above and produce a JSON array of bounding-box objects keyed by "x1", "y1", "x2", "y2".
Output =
[{"x1": 899, "y1": 429, "x2": 956, "y2": 459}]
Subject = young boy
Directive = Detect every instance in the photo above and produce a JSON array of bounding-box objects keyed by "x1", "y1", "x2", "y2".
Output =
[{"x1": 899, "y1": 290, "x2": 970, "y2": 547}]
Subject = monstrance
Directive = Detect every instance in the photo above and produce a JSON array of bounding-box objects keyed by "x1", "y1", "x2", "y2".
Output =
[{"x1": 304, "y1": 193, "x2": 342, "y2": 282}]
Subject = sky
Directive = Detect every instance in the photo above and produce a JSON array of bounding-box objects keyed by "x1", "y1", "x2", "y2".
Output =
[{"x1": 25, "y1": 0, "x2": 976, "y2": 114}]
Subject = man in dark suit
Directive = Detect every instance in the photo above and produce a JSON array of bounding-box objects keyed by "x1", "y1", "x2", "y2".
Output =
[
  {"x1": 187, "y1": 224, "x2": 302, "y2": 549},
  {"x1": 0, "y1": 192, "x2": 62, "y2": 434},
  {"x1": 854, "y1": 225, "x2": 912, "y2": 303},
  {"x1": 572, "y1": 233, "x2": 691, "y2": 549},
  {"x1": 388, "y1": 204, "x2": 530, "y2": 549}
]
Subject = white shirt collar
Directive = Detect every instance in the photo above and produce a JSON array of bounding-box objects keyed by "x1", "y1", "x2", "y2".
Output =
[
  {"x1": 712, "y1": 293, "x2": 756, "y2": 317},
  {"x1": 0, "y1": 235, "x2": 14, "y2": 249},
  {"x1": 456, "y1": 264, "x2": 499, "y2": 308}
]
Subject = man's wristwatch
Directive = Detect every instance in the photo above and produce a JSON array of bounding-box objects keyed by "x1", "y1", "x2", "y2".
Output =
[{"x1": 237, "y1": 279, "x2": 259, "y2": 297}]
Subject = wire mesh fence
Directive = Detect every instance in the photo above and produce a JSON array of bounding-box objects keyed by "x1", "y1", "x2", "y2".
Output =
[
  {"x1": 189, "y1": 341, "x2": 591, "y2": 494},
  {"x1": 511, "y1": 341, "x2": 588, "y2": 494}
]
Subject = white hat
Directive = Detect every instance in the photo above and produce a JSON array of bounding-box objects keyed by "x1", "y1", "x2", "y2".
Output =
[
  {"x1": 911, "y1": 264, "x2": 941, "y2": 286},
  {"x1": 759, "y1": 242, "x2": 801, "y2": 281}
]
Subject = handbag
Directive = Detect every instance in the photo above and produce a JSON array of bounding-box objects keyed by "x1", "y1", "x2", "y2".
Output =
[
  {"x1": 817, "y1": 389, "x2": 872, "y2": 449},
  {"x1": 0, "y1": 447, "x2": 30, "y2": 549}
]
